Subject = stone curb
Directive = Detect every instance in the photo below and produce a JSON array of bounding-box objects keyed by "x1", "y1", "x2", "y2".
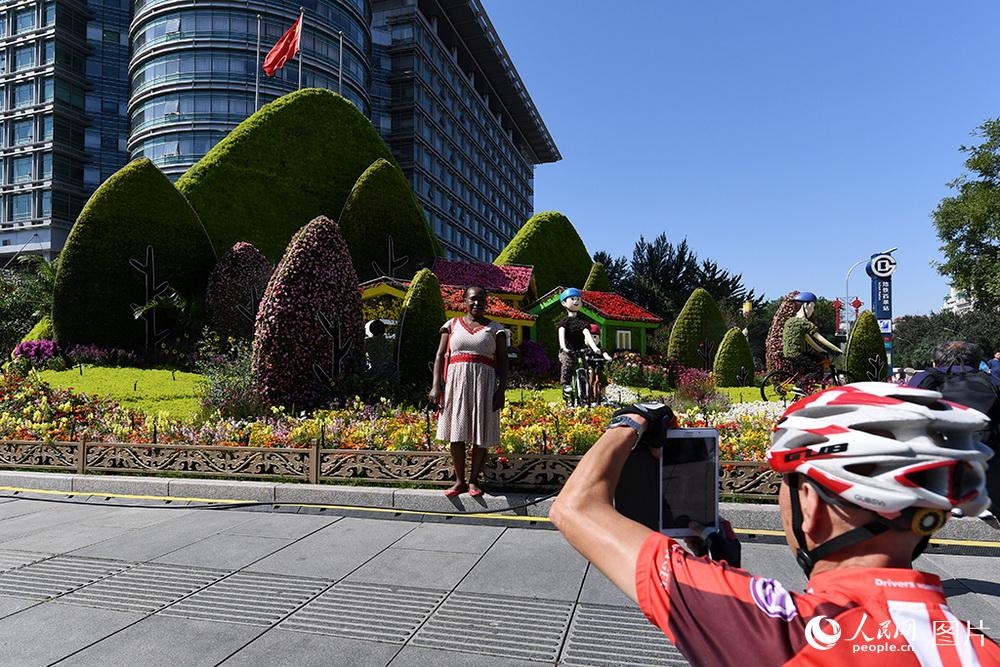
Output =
[{"x1": 0, "y1": 471, "x2": 995, "y2": 538}]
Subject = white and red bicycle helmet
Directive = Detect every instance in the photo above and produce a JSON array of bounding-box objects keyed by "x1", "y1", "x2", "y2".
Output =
[
  {"x1": 768, "y1": 383, "x2": 993, "y2": 573},
  {"x1": 770, "y1": 382, "x2": 992, "y2": 515}
]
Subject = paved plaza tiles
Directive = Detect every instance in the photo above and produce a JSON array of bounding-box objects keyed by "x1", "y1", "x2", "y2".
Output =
[{"x1": 0, "y1": 495, "x2": 996, "y2": 666}]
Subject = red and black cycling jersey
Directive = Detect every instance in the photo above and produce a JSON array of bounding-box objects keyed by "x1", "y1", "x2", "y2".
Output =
[{"x1": 636, "y1": 532, "x2": 1000, "y2": 666}]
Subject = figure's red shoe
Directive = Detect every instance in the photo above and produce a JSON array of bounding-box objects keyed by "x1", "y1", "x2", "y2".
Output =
[
  {"x1": 468, "y1": 483, "x2": 484, "y2": 497},
  {"x1": 444, "y1": 483, "x2": 468, "y2": 497}
]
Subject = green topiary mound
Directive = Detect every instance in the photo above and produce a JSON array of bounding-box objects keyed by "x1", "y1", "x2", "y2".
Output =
[
  {"x1": 494, "y1": 211, "x2": 591, "y2": 295},
  {"x1": 252, "y1": 216, "x2": 363, "y2": 409},
  {"x1": 713, "y1": 327, "x2": 755, "y2": 387},
  {"x1": 845, "y1": 310, "x2": 889, "y2": 381},
  {"x1": 339, "y1": 159, "x2": 440, "y2": 282},
  {"x1": 177, "y1": 89, "x2": 396, "y2": 262},
  {"x1": 582, "y1": 262, "x2": 612, "y2": 292},
  {"x1": 397, "y1": 268, "x2": 447, "y2": 390},
  {"x1": 52, "y1": 159, "x2": 215, "y2": 351},
  {"x1": 21, "y1": 316, "x2": 53, "y2": 343},
  {"x1": 206, "y1": 242, "x2": 273, "y2": 340},
  {"x1": 667, "y1": 288, "x2": 727, "y2": 369}
]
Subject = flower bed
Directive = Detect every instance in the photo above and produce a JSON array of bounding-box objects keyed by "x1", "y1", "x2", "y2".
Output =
[{"x1": 0, "y1": 373, "x2": 777, "y2": 461}]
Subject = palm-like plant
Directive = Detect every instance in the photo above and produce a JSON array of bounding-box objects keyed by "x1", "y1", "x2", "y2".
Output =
[{"x1": 16, "y1": 254, "x2": 59, "y2": 320}]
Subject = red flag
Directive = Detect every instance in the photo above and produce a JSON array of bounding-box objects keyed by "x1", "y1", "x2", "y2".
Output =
[{"x1": 262, "y1": 16, "x2": 302, "y2": 76}]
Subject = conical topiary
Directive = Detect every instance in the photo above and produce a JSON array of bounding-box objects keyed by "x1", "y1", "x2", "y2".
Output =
[
  {"x1": 205, "y1": 242, "x2": 273, "y2": 340},
  {"x1": 52, "y1": 158, "x2": 215, "y2": 351},
  {"x1": 667, "y1": 288, "x2": 727, "y2": 369},
  {"x1": 397, "y1": 268, "x2": 447, "y2": 390},
  {"x1": 845, "y1": 310, "x2": 889, "y2": 381},
  {"x1": 582, "y1": 262, "x2": 612, "y2": 292},
  {"x1": 494, "y1": 211, "x2": 591, "y2": 295},
  {"x1": 252, "y1": 216, "x2": 363, "y2": 409},
  {"x1": 339, "y1": 159, "x2": 441, "y2": 282},
  {"x1": 765, "y1": 291, "x2": 801, "y2": 373},
  {"x1": 177, "y1": 89, "x2": 397, "y2": 262},
  {"x1": 713, "y1": 327, "x2": 755, "y2": 387}
]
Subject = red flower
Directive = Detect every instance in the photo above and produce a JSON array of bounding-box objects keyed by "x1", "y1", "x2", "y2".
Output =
[{"x1": 581, "y1": 291, "x2": 661, "y2": 323}]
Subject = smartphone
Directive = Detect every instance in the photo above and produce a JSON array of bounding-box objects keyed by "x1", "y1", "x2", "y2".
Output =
[{"x1": 660, "y1": 428, "x2": 719, "y2": 538}]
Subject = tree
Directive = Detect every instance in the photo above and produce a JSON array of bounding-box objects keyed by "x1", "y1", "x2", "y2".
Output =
[
  {"x1": 397, "y1": 268, "x2": 447, "y2": 390},
  {"x1": 893, "y1": 309, "x2": 1000, "y2": 368},
  {"x1": 177, "y1": 89, "x2": 397, "y2": 262},
  {"x1": 338, "y1": 159, "x2": 441, "y2": 282},
  {"x1": 252, "y1": 216, "x2": 363, "y2": 409},
  {"x1": 494, "y1": 211, "x2": 592, "y2": 295},
  {"x1": 713, "y1": 328, "x2": 756, "y2": 386},
  {"x1": 582, "y1": 262, "x2": 612, "y2": 292},
  {"x1": 594, "y1": 233, "x2": 762, "y2": 324},
  {"x1": 845, "y1": 311, "x2": 889, "y2": 381},
  {"x1": 667, "y1": 288, "x2": 727, "y2": 369},
  {"x1": 933, "y1": 118, "x2": 1000, "y2": 309},
  {"x1": 52, "y1": 159, "x2": 215, "y2": 352}
]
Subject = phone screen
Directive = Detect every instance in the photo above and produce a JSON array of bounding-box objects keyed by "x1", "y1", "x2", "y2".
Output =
[{"x1": 660, "y1": 429, "x2": 719, "y2": 537}]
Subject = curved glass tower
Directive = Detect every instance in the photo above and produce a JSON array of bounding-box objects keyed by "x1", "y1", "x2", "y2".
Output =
[{"x1": 128, "y1": 0, "x2": 371, "y2": 178}]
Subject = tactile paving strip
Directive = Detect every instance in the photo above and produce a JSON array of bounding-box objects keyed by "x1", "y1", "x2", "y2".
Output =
[
  {"x1": 411, "y1": 591, "x2": 574, "y2": 662},
  {"x1": 0, "y1": 549, "x2": 51, "y2": 574},
  {"x1": 560, "y1": 604, "x2": 689, "y2": 666},
  {"x1": 0, "y1": 555, "x2": 129, "y2": 600},
  {"x1": 158, "y1": 571, "x2": 329, "y2": 626},
  {"x1": 281, "y1": 581, "x2": 446, "y2": 644},
  {"x1": 60, "y1": 562, "x2": 229, "y2": 613}
]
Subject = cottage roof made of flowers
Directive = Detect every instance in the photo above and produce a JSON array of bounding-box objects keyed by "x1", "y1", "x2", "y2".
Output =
[
  {"x1": 581, "y1": 290, "x2": 662, "y2": 323},
  {"x1": 432, "y1": 258, "x2": 534, "y2": 295},
  {"x1": 359, "y1": 276, "x2": 535, "y2": 322},
  {"x1": 441, "y1": 288, "x2": 536, "y2": 322}
]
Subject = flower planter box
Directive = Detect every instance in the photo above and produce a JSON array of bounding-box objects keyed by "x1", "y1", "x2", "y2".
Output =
[{"x1": 0, "y1": 440, "x2": 780, "y2": 497}]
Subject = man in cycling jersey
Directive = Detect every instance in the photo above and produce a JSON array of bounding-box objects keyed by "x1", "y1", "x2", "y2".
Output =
[{"x1": 549, "y1": 383, "x2": 1000, "y2": 664}]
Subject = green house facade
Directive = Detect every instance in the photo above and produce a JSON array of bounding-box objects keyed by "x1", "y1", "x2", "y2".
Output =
[{"x1": 527, "y1": 288, "x2": 662, "y2": 359}]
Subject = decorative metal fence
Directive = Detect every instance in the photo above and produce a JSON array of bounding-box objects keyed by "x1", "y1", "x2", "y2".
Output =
[{"x1": 0, "y1": 440, "x2": 780, "y2": 497}]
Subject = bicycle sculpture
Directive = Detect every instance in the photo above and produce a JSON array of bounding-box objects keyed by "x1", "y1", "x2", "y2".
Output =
[
  {"x1": 760, "y1": 291, "x2": 852, "y2": 401},
  {"x1": 557, "y1": 288, "x2": 611, "y2": 404}
]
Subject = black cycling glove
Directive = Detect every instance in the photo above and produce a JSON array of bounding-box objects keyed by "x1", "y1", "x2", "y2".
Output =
[
  {"x1": 688, "y1": 519, "x2": 742, "y2": 568},
  {"x1": 612, "y1": 402, "x2": 677, "y2": 448}
]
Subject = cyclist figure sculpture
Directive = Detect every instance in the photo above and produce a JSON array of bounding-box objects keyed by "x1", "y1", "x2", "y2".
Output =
[
  {"x1": 558, "y1": 288, "x2": 611, "y2": 403},
  {"x1": 782, "y1": 291, "x2": 842, "y2": 375}
]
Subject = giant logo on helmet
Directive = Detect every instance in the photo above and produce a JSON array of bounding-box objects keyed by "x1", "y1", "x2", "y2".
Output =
[{"x1": 772, "y1": 443, "x2": 848, "y2": 472}]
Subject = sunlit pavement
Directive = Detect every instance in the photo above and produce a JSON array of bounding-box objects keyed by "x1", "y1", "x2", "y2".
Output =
[{"x1": 0, "y1": 496, "x2": 995, "y2": 666}]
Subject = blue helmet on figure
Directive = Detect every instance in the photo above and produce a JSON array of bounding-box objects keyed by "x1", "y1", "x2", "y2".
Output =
[
  {"x1": 560, "y1": 287, "x2": 582, "y2": 302},
  {"x1": 793, "y1": 291, "x2": 817, "y2": 303}
]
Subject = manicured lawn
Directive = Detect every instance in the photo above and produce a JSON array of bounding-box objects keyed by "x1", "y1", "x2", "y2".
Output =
[
  {"x1": 38, "y1": 367, "x2": 203, "y2": 420},
  {"x1": 506, "y1": 385, "x2": 777, "y2": 404}
]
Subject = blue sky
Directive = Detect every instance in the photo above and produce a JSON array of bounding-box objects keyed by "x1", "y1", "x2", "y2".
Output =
[{"x1": 481, "y1": 1, "x2": 1000, "y2": 316}]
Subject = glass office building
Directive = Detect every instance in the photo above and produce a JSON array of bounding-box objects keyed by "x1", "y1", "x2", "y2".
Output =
[
  {"x1": 0, "y1": 0, "x2": 130, "y2": 261},
  {"x1": 371, "y1": 0, "x2": 559, "y2": 262},
  {"x1": 129, "y1": 0, "x2": 371, "y2": 178}
]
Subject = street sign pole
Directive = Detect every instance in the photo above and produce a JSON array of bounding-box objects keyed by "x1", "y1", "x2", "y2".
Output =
[{"x1": 866, "y1": 251, "x2": 897, "y2": 376}]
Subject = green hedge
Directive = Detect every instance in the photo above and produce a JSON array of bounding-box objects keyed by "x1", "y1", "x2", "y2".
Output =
[
  {"x1": 397, "y1": 268, "x2": 447, "y2": 390},
  {"x1": 713, "y1": 327, "x2": 755, "y2": 387},
  {"x1": 52, "y1": 159, "x2": 215, "y2": 351},
  {"x1": 177, "y1": 89, "x2": 396, "y2": 262},
  {"x1": 846, "y1": 310, "x2": 888, "y2": 381},
  {"x1": 252, "y1": 216, "x2": 363, "y2": 409},
  {"x1": 667, "y1": 288, "x2": 727, "y2": 369},
  {"x1": 339, "y1": 159, "x2": 440, "y2": 282},
  {"x1": 20, "y1": 316, "x2": 53, "y2": 343},
  {"x1": 494, "y1": 211, "x2": 591, "y2": 295},
  {"x1": 583, "y1": 262, "x2": 612, "y2": 292}
]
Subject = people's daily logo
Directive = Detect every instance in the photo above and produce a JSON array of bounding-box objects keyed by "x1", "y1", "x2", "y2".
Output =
[{"x1": 805, "y1": 616, "x2": 842, "y2": 651}]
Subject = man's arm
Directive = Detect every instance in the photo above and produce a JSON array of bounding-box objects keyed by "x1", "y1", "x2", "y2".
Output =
[{"x1": 549, "y1": 420, "x2": 653, "y2": 603}]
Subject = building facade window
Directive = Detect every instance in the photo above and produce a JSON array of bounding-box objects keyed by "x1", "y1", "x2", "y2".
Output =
[
  {"x1": 12, "y1": 156, "x2": 33, "y2": 183},
  {"x1": 15, "y1": 8, "x2": 36, "y2": 34},
  {"x1": 11, "y1": 193, "x2": 32, "y2": 220},
  {"x1": 616, "y1": 330, "x2": 633, "y2": 351},
  {"x1": 13, "y1": 119, "x2": 34, "y2": 145}
]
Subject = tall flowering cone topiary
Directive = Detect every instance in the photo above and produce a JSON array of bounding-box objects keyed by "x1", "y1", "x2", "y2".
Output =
[
  {"x1": 494, "y1": 211, "x2": 592, "y2": 295},
  {"x1": 765, "y1": 291, "x2": 801, "y2": 373},
  {"x1": 252, "y1": 216, "x2": 363, "y2": 409},
  {"x1": 206, "y1": 242, "x2": 273, "y2": 340},
  {"x1": 667, "y1": 288, "x2": 727, "y2": 369},
  {"x1": 397, "y1": 268, "x2": 447, "y2": 390},
  {"x1": 582, "y1": 262, "x2": 613, "y2": 292}
]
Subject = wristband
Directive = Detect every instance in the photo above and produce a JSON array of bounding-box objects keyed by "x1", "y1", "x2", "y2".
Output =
[{"x1": 606, "y1": 415, "x2": 646, "y2": 444}]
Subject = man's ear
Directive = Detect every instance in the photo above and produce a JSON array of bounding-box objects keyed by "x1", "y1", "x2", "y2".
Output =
[{"x1": 798, "y1": 480, "x2": 827, "y2": 537}]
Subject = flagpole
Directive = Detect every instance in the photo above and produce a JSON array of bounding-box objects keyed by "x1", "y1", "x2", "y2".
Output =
[
  {"x1": 297, "y1": 7, "x2": 304, "y2": 90},
  {"x1": 254, "y1": 14, "x2": 261, "y2": 111},
  {"x1": 338, "y1": 30, "x2": 343, "y2": 95}
]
